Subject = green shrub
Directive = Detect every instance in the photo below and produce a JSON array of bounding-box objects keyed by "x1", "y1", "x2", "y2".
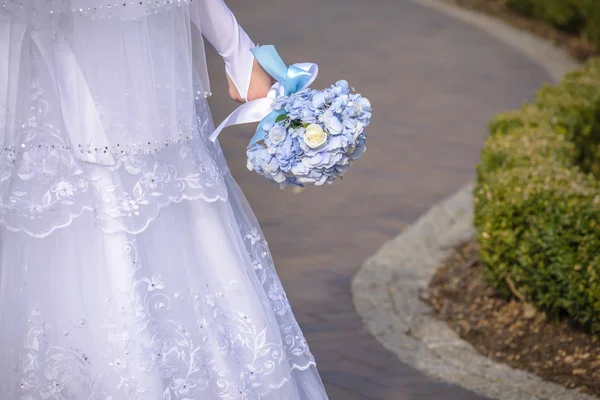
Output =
[
  {"x1": 533, "y1": 0, "x2": 587, "y2": 33},
  {"x1": 533, "y1": 65, "x2": 600, "y2": 176},
  {"x1": 584, "y1": 6, "x2": 600, "y2": 54},
  {"x1": 505, "y1": 0, "x2": 600, "y2": 51},
  {"x1": 505, "y1": 0, "x2": 534, "y2": 17},
  {"x1": 474, "y1": 58, "x2": 600, "y2": 333}
]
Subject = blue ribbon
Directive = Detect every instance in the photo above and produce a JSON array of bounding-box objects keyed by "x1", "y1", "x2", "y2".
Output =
[{"x1": 248, "y1": 45, "x2": 315, "y2": 147}]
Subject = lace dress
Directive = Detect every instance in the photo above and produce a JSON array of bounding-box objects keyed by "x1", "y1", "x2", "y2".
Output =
[{"x1": 0, "y1": 1, "x2": 329, "y2": 399}]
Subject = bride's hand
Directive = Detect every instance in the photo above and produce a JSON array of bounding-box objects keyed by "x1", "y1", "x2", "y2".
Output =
[{"x1": 227, "y1": 58, "x2": 274, "y2": 103}]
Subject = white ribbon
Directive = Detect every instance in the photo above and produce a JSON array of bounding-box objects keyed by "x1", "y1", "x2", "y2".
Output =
[
  {"x1": 208, "y1": 84, "x2": 280, "y2": 143},
  {"x1": 31, "y1": 32, "x2": 116, "y2": 166}
]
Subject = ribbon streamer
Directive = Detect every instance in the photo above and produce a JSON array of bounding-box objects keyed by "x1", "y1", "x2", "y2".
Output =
[
  {"x1": 209, "y1": 45, "x2": 318, "y2": 146},
  {"x1": 1, "y1": 13, "x2": 115, "y2": 166},
  {"x1": 22, "y1": 27, "x2": 116, "y2": 166}
]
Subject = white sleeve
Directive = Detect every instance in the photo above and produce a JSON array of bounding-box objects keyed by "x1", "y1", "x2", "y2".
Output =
[{"x1": 190, "y1": 0, "x2": 255, "y2": 100}]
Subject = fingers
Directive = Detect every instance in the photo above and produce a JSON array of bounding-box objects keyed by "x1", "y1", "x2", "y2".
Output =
[
  {"x1": 246, "y1": 81, "x2": 272, "y2": 102},
  {"x1": 225, "y1": 72, "x2": 243, "y2": 103},
  {"x1": 230, "y1": 91, "x2": 245, "y2": 103},
  {"x1": 226, "y1": 62, "x2": 275, "y2": 103}
]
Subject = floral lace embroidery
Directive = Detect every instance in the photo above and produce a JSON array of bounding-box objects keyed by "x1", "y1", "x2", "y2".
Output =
[
  {"x1": 0, "y1": 79, "x2": 228, "y2": 238},
  {"x1": 242, "y1": 228, "x2": 315, "y2": 366},
  {"x1": 16, "y1": 232, "x2": 317, "y2": 399},
  {"x1": 18, "y1": 313, "x2": 107, "y2": 400}
]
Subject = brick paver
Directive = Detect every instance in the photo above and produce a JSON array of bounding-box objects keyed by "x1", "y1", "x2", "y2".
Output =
[{"x1": 207, "y1": 0, "x2": 550, "y2": 398}]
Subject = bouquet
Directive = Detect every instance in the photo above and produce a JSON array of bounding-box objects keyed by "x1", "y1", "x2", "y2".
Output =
[{"x1": 210, "y1": 46, "x2": 371, "y2": 189}]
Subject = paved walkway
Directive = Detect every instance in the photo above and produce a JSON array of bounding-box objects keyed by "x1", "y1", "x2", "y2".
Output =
[{"x1": 207, "y1": 0, "x2": 549, "y2": 398}]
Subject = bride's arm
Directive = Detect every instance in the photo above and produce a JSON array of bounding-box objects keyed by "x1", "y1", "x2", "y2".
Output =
[{"x1": 189, "y1": 0, "x2": 270, "y2": 102}]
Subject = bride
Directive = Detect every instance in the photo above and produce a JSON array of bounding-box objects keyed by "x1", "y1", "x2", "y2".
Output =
[{"x1": 0, "y1": 0, "x2": 329, "y2": 398}]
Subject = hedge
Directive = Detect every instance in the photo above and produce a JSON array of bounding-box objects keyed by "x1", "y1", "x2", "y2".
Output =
[
  {"x1": 505, "y1": 0, "x2": 600, "y2": 52},
  {"x1": 474, "y1": 58, "x2": 600, "y2": 333}
]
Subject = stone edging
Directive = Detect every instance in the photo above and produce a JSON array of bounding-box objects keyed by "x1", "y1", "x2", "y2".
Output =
[
  {"x1": 352, "y1": 184, "x2": 597, "y2": 400},
  {"x1": 351, "y1": 2, "x2": 596, "y2": 398}
]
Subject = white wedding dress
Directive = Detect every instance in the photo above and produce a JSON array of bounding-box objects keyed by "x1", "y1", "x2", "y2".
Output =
[{"x1": 0, "y1": 1, "x2": 328, "y2": 399}]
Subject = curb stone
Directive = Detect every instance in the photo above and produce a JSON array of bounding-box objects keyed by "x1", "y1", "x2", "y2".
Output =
[{"x1": 351, "y1": 184, "x2": 599, "y2": 400}]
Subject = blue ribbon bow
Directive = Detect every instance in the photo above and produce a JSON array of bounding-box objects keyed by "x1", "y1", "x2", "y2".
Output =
[
  {"x1": 251, "y1": 45, "x2": 315, "y2": 96},
  {"x1": 248, "y1": 45, "x2": 318, "y2": 147}
]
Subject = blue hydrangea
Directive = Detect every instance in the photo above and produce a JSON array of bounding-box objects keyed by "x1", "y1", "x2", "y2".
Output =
[{"x1": 247, "y1": 80, "x2": 371, "y2": 189}]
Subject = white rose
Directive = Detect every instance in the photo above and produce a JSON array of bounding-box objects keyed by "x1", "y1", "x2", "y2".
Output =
[{"x1": 303, "y1": 124, "x2": 328, "y2": 149}]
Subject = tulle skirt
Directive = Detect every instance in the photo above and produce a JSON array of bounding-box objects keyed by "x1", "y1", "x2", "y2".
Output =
[{"x1": 0, "y1": 123, "x2": 328, "y2": 399}]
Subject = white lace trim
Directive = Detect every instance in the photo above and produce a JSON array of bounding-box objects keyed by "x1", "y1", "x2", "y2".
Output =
[
  {"x1": 0, "y1": 191, "x2": 227, "y2": 239},
  {"x1": 0, "y1": 139, "x2": 229, "y2": 237},
  {"x1": 259, "y1": 361, "x2": 318, "y2": 397}
]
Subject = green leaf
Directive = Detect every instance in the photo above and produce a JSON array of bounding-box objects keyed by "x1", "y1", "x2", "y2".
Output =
[{"x1": 275, "y1": 114, "x2": 288, "y2": 123}]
